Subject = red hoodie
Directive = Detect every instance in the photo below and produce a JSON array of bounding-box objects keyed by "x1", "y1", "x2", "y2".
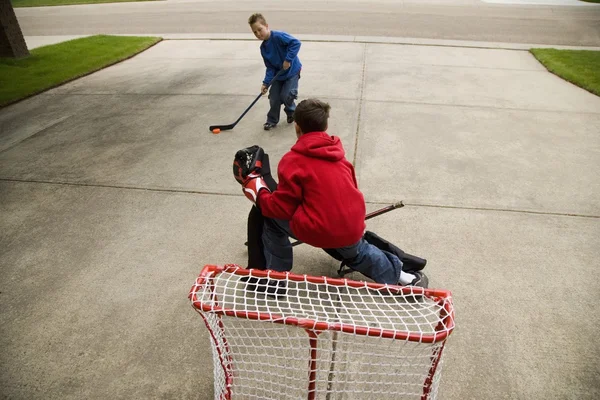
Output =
[{"x1": 258, "y1": 131, "x2": 366, "y2": 248}]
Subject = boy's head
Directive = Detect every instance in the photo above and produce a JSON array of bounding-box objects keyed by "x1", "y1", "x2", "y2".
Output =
[
  {"x1": 293, "y1": 99, "x2": 331, "y2": 137},
  {"x1": 248, "y1": 13, "x2": 270, "y2": 41}
]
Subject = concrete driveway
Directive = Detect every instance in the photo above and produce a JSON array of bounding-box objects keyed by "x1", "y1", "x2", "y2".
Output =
[{"x1": 1, "y1": 38, "x2": 599, "y2": 399}]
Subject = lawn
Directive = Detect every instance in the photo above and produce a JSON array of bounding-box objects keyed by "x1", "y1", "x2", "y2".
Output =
[
  {"x1": 0, "y1": 35, "x2": 161, "y2": 107},
  {"x1": 530, "y1": 48, "x2": 600, "y2": 97},
  {"x1": 12, "y1": 0, "x2": 158, "y2": 6}
]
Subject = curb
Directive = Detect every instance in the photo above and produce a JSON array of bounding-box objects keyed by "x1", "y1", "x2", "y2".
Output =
[{"x1": 26, "y1": 34, "x2": 600, "y2": 52}]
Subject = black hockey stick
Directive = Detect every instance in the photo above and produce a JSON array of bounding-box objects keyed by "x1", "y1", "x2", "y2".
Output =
[
  {"x1": 290, "y1": 201, "x2": 404, "y2": 247},
  {"x1": 209, "y1": 69, "x2": 286, "y2": 133}
]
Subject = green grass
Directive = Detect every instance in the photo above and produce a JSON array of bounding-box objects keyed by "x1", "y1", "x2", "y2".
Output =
[
  {"x1": 0, "y1": 35, "x2": 161, "y2": 107},
  {"x1": 12, "y1": 0, "x2": 158, "y2": 6},
  {"x1": 530, "y1": 48, "x2": 600, "y2": 97},
  {"x1": 579, "y1": 0, "x2": 600, "y2": 3}
]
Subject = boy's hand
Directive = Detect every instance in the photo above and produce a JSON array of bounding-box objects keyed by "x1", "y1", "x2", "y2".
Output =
[
  {"x1": 282, "y1": 60, "x2": 291, "y2": 70},
  {"x1": 243, "y1": 172, "x2": 271, "y2": 204},
  {"x1": 261, "y1": 84, "x2": 268, "y2": 95}
]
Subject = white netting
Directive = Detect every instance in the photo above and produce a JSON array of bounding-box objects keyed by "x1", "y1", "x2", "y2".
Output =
[{"x1": 190, "y1": 265, "x2": 455, "y2": 400}]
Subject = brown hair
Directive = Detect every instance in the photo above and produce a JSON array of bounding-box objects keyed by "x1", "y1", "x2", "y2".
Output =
[
  {"x1": 293, "y1": 99, "x2": 331, "y2": 134},
  {"x1": 248, "y1": 13, "x2": 267, "y2": 26}
]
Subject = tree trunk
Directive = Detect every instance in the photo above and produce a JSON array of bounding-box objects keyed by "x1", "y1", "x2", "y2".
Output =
[{"x1": 0, "y1": 0, "x2": 30, "y2": 58}]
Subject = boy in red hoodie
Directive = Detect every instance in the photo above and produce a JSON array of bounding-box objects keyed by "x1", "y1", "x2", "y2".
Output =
[{"x1": 241, "y1": 99, "x2": 426, "y2": 287}]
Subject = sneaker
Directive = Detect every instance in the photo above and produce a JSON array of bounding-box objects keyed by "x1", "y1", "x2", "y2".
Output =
[
  {"x1": 286, "y1": 114, "x2": 294, "y2": 124},
  {"x1": 263, "y1": 122, "x2": 276, "y2": 131},
  {"x1": 407, "y1": 271, "x2": 429, "y2": 289},
  {"x1": 400, "y1": 271, "x2": 429, "y2": 302}
]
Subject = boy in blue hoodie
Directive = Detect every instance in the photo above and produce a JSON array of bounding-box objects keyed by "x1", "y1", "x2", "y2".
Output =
[{"x1": 248, "y1": 13, "x2": 302, "y2": 131}]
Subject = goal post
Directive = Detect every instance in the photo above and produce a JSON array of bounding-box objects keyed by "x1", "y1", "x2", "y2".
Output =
[{"x1": 189, "y1": 264, "x2": 455, "y2": 400}]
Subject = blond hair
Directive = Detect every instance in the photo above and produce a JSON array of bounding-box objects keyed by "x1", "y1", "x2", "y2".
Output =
[{"x1": 248, "y1": 13, "x2": 267, "y2": 26}]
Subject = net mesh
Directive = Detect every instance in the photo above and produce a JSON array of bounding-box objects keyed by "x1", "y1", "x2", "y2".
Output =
[{"x1": 190, "y1": 265, "x2": 455, "y2": 400}]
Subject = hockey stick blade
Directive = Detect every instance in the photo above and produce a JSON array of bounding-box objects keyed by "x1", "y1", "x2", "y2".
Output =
[{"x1": 209, "y1": 123, "x2": 236, "y2": 132}]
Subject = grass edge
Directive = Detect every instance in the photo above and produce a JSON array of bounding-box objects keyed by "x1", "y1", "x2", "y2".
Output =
[
  {"x1": 0, "y1": 36, "x2": 163, "y2": 108},
  {"x1": 529, "y1": 48, "x2": 600, "y2": 98},
  {"x1": 12, "y1": 0, "x2": 162, "y2": 8}
]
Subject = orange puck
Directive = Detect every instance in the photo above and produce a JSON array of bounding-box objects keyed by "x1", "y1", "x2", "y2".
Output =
[{"x1": 212, "y1": 128, "x2": 221, "y2": 134}]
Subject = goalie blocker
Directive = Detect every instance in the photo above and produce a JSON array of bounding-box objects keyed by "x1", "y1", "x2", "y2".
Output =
[
  {"x1": 233, "y1": 145, "x2": 277, "y2": 270},
  {"x1": 233, "y1": 145, "x2": 428, "y2": 283}
]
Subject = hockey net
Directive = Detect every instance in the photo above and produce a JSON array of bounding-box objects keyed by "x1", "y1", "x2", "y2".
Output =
[{"x1": 189, "y1": 264, "x2": 455, "y2": 400}]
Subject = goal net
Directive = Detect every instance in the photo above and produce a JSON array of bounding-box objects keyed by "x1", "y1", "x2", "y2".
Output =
[{"x1": 189, "y1": 264, "x2": 455, "y2": 400}]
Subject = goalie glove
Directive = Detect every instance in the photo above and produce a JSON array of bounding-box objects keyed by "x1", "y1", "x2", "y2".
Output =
[
  {"x1": 233, "y1": 145, "x2": 265, "y2": 185},
  {"x1": 242, "y1": 172, "x2": 271, "y2": 205}
]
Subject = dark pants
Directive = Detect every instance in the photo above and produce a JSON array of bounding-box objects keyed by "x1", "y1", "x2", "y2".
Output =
[
  {"x1": 266, "y1": 73, "x2": 300, "y2": 125},
  {"x1": 262, "y1": 218, "x2": 403, "y2": 285}
]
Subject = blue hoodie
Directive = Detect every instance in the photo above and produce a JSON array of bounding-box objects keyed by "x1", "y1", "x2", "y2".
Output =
[{"x1": 260, "y1": 30, "x2": 302, "y2": 84}]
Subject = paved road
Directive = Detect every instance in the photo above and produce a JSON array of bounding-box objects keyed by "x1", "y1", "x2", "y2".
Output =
[{"x1": 15, "y1": 0, "x2": 600, "y2": 46}]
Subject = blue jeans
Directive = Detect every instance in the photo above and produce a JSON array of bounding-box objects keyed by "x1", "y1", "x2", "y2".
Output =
[
  {"x1": 266, "y1": 73, "x2": 300, "y2": 125},
  {"x1": 261, "y1": 218, "x2": 403, "y2": 285}
]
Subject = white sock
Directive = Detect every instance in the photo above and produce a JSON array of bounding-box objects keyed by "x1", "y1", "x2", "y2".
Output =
[{"x1": 399, "y1": 270, "x2": 416, "y2": 285}]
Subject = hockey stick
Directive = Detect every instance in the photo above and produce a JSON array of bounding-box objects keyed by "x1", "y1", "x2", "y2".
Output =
[
  {"x1": 364, "y1": 201, "x2": 404, "y2": 221},
  {"x1": 243, "y1": 201, "x2": 404, "y2": 248},
  {"x1": 290, "y1": 201, "x2": 404, "y2": 247},
  {"x1": 209, "y1": 69, "x2": 286, "y2": 133}
]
